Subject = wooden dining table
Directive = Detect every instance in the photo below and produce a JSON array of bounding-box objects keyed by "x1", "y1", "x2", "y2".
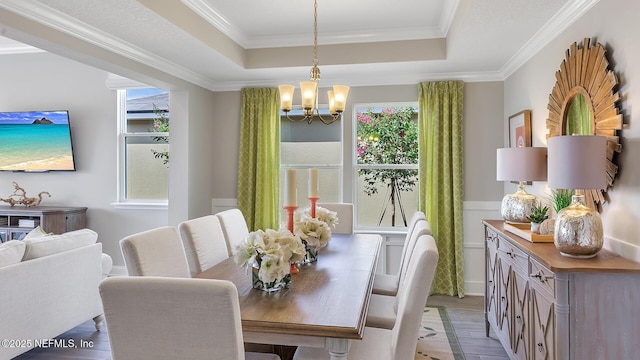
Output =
[{"x1": 195, "y1": 233, "x2": 382, "y2": 360}]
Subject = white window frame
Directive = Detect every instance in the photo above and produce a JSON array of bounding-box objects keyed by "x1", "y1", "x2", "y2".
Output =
[
  {"x1": 113, "y1": 89, "x2": 168, "y2": 210},
  {"x1": 352, "y1": 102, "x2": 419, "y2": 232}
]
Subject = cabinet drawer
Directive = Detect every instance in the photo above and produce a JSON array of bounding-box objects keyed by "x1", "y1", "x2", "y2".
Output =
[
  {"x1": 497, "y1": 236, "x2": 529, "y2": 274},
  {"x1": 529, "y1": 258, "x2": 555, "y2": 298}
]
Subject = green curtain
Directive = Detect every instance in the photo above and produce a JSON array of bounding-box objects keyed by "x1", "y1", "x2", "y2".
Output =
[
  {"x1": 237, "y1": 88, "x2": 280, "y2": 231},
  {"x1": 418, "y1": 81, "x2": 465, "y2": 297}
]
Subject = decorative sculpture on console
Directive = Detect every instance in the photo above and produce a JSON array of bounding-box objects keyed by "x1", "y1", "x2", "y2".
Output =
[{"x1": 0, "y1": 182, "x2": 51, "y2": 207}]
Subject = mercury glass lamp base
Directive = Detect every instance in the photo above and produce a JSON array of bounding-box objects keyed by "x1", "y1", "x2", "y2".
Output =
[
  {"x1": 554, "y1": 195, "x2": 603, "y2": 258},
  {"x1": 501, "y1": 187, "x2": 538, "y2": 224}
]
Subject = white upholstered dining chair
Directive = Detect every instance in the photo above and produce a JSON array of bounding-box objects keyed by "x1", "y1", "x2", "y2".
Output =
[
  {"x1": 119, "y1": 226, "x2": 190, "y2": 277},
  {"x1": 179, "y1": 215, "x2": 230, "y2": 276},
  {"x1": 293, "y1": 234, "x2": 439, "y2": 360},
  {"x1": 366, "y1": 232, "x2": 439, "y2": 330},
  {"x1": 215, "y1": 208, "x2": 250, "y2": 256},
  {"x1": 316, "y1": 202, "x2": 353, "y2": 234},
  {"x1": 99, "y1": 276, "x2": 280, "y2": 360},
  {"x1": 372, "y1": 211, "x2": 431, "y2": 296}
]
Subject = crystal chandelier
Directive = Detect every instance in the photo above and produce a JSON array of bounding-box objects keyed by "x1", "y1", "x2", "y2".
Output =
[{"x1": 278, "y1": 0, "x2": 350, "y2": 125}]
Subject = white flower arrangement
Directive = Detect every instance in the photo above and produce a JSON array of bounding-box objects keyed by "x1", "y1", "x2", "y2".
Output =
[
  {"x1": 234, "y1": 228, "x2": 306, "y2": 285},
  {"x1": 294, "y1": 211, "x2": 333, "y2": 249},
  {"x1": 314, "y1": 206, "x2": 339, "y2": 230}
]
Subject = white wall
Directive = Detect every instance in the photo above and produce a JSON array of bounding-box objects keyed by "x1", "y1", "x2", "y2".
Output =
[
  {"x1": 0, "y1": 52, "x2": 168, "y2": 267},
  {"x1": 504, "y1": 0, "x2": 640, "y2": 261}
]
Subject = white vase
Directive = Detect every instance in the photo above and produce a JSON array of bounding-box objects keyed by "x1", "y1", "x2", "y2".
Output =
[{"x1": 530, "y1": 222, "x2": 541, "y2": 234}]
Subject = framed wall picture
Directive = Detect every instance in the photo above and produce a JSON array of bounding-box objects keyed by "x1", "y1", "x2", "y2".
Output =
[{"x1": 508, "y1": 110, "x2": 531, "y2": 148}]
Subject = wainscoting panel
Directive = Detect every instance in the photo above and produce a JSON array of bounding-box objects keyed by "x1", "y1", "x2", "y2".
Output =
[
  {"x1": 463, "y1": 201, "x2": 501, "y2": 295},
  {"x1": 212, "y1": 198, "x2": 239, "y2": 214}
]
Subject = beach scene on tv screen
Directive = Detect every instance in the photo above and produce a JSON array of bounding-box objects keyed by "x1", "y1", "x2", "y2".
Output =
[{"x1": 0, "y1": 111, "x2": 75, "y2": 171}]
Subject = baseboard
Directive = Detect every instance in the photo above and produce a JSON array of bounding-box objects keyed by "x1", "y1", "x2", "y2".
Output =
[{"x1": 463, "y1": 280, "x2": 485, "y2": 296}]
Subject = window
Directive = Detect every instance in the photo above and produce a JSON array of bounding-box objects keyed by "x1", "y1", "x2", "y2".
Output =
[
  {"x1": 354, "y1": 103, "x2": 419, "y2": 230},
  {"x1": 280, "y1": 107, "x2": 342, "y2": 222},
  {"x1": 116, "y1": 88, "x2": 169, "y2": 206}
]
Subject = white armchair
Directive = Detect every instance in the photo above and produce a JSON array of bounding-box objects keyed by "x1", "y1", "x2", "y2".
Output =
[
  {"x1": 372, "y1": 211, "x2": 431, "y2": 296},
  {"x1": 179, "y1": 215, "x2": 230, "y2": 275},
  {"x1": 119, "y1": 226, "x2": 190, "y2": 277},
  {"x1": 293, "y1": 234, "x2": 439, "y2": 360},
  {"x1": 317, "y1": 202, "x2": 353, "y2": 234},
  {"x1": 366, "y1": 233, "x2": 440, "y2": 330},
  {"x1": 215, "y1": 208, "x2": 250, "y2": 256},
  {"x1": 100, "y1": 276, "x2": 280, "y2": 360}
]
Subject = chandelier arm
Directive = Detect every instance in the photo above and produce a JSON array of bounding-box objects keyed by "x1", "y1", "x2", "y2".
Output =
[
  {"x1": 312, "y1": 107, "x2": 341, "y2": 125},
  {"x1": 282, "y1": 112, "x2": 312, "y2": 123}
]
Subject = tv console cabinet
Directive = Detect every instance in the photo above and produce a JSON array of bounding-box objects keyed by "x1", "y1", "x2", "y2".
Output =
[
  {"x1": 483, "y1": 219, "x2": 640, "y2": 360},
  {"x1": 0, "y1": 206, "x2": 87, "y2": 242}
]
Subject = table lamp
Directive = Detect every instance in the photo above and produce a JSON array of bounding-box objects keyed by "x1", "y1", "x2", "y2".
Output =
[
  {"x1": 496, "y1": 147, "x2": 548, "y2": 223},
  {"x1": 547, "y1": 135, "x2": 607, "y2": 258}
]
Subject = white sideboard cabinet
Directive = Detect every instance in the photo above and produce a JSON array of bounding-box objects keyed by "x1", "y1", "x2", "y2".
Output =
[{"x1": 483, "y1": 220, "x2": 640, "y2": 360}]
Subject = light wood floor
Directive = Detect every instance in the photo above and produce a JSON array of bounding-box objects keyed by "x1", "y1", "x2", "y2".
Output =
[{"x1": 14, "y1": 295, "x2": 509, "y2": 360}]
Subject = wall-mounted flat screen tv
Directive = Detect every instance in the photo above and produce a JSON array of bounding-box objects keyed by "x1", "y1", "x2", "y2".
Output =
[{"x1": 0, "y1": 110, "x2": 76, "y2": 172}]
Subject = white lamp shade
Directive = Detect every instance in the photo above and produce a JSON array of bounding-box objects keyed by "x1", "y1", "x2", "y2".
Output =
[
  {"x1": 496, "y1": 147, "x2": 547, "y2": 182},
  {"x1": 547, "y1": 135, "x2": 607, "y2": 190},
  {"x1": 332, "y1": 85, "x2": 350, "y2": 112},
  {"x1": 327, "y1": 90, "x2": 336, "y2": 114},
  {"x1": 300, "y1": 81, "x2": 318, "y2": 110},
  {"x1": 278, "y1": 85, "x2": 295, "y2": 111}
]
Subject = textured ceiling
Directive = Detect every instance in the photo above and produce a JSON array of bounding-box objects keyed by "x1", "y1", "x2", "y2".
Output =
[{"x1": 0, "y1": 0, "x2": 600, "y2": 91}]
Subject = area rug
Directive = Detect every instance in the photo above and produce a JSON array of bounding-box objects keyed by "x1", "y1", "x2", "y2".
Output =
[{"x1": 415, "y1": 306, "x2": 465, "y2": 360}]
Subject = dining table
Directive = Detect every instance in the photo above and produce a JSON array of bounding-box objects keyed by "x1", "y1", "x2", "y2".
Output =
[{"x1": 195, "y1": 233, "x2": 382, "y2": 360}]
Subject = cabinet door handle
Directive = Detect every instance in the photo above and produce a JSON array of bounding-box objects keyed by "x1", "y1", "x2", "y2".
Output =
[{"x1": 530, "y1": 272, "x2": 554, "y2": 282}]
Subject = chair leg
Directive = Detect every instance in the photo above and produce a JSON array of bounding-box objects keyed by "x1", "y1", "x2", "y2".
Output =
[{"x1": 93, "y1": 314, "x2": 104, "y2": 331}]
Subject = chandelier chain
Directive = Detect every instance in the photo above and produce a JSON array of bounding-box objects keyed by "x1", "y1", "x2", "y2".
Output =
[{"x1": 313, "y1": 0, "x2": 318, "y2": 68}]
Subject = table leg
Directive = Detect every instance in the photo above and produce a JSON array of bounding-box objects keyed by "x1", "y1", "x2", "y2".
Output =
[{"x1": 325, "y1": 338, "x2": 350, "y2": 360}]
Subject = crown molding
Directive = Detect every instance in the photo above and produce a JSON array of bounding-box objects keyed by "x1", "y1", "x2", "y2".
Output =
[
  {"x1": 210, "y1": 70, "x2": 504, "y2": 92},
  {"x1": 0, "y1": 43, "x2": 44, "y2": 54},
  {"x1": 439, "y1": 0, "x2": 461, "y2": 36},
  {"x1": 0, "y1": 0, "x2": 217, "y2": 91},
  {"x1": 500, "y1": 0, "x2": 601, "y2": 79},
  {"x1": 179, "y1": 0, "x2": 246, "y2": 45},
  {"x1": 180, "y1": 0, "x2": 444, "y2": 49}
]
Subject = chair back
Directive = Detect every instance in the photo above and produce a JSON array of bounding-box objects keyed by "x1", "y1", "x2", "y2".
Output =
[
  {"x1": 179, "y1": 215, "x2": 230, "y2": 275},
  {"x1": 100, "y1": 276, "x2": 246, "y2": 360},
  {"x1": 215, "y1": 209, "x2": 250, "y2": 256},
  {"x1": 395, "y1": 219, "x2": 431, "y2": 291},
  {"x1": 317, "y1": 203, "x2": 353, "y2": 234},
  {"x1": 391, "y1": 234, "x2": 439, "y2": 360},
  {"x1": 119, "y1": 226, "x2": 190, "y2": 278}
]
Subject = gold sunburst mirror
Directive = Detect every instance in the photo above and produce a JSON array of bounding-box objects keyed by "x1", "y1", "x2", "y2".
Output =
[{"x1": 546, "y1": 38, "x2": 623, "y2": 211}]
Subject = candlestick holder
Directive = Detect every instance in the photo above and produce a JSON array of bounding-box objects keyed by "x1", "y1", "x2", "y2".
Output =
[
  {"x1": 283, "y1": 205, "x2": 300, "y2": 274},
  {"x1": 283, "y1": 205, "x2": 298, "y2": 233},
  {"x1": 308, "y1": 196, "x2": 319, "y2": 218}
]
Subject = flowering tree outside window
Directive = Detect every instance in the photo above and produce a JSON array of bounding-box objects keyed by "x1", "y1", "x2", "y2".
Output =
[
  {"x1": 356, "y1": 106, "x2": 418, "y2": 226},
  {"x1": 150, "y1": 106, "x2": 169, "y2": 166}
]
